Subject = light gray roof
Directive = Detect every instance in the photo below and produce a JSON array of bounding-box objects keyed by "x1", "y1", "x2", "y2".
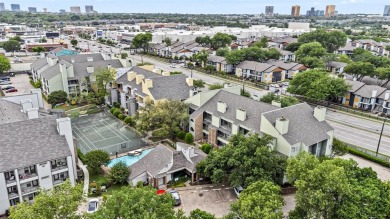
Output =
[
  {"x1": 275, "y1": 48, "x2": 294, "y2": 55},
  {"x1": 262, "y1": 103, "x2": 334, "y2": 146},
  {"x1": 208, "y1": 55, "x2": 225, "y2": 63},
  {"x1": 0, "y1": 99, "x2": 27, "y2": 124},
  {"x1": 40, "y1": 64, "x2": 61, "y2": 80},
  {"x1": 237, "y1": 61, "x2": 278, "y2": 72},
  {"x1": 338, "y1": 42, "x2": 356, "y2": 51},
  {"x1": 327, "y1": 61, "x2": 348, "y2": 68},
  {"x1": 171, "y1": 41, "x2": 198, "y2": 53},
  {"x1": 346, "y1": 80, "x2": 365, "y2": 93},
  {"x1": 31, "y1": 58, "x2": 48, "y2": 70},
  {"x1": 191, "y1": 90, "x2": 278, "y2": 133},
  {"x1": 354, "y1": 84, "x2": 387, "y2": 98},
  {"x1": 72, "y1": 59, "x2": 124, "y2": 79},
  {"x1": 266, "y1": 60, "x2": 304, "y2": 71},
  {"x1": 0, "y1": 116, "x2": 71, "y2": 172},
  {"x1": 58, "y1": 53, "x2": 104, "y2": 63},
  {"x1": 173, "y1": 142, "x2": 206, "y2": 172},
  {"x1": 128, "y1": 145, "x2": 172, "y2": 180},
  {"x1": 148, "y1": 74, "x2": 191, "y2": 100},
  {"x1": 273, "y1": 37, "x2": 297, "y2": 44}
]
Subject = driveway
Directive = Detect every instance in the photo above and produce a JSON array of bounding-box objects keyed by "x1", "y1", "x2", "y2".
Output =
[
  {"x1": 3, "y1": 74, "x2": 33, "y2": 96},
  {"x1": 175, "y1": 185, "x2": 236, "y2": 218}
]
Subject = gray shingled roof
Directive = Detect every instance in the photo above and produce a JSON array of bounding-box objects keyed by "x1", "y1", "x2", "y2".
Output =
[
  {"x1": 262, "y1": 103, "x2": 334, "y2": 146},
  {"x1": 266, "y1": 60, "x2": 304, "y2": 71},
  {"x1": 72, "y1": 59, "x2": 124, "y2": 79},
  {"x1": 273, "y1": 37, "x2": 297, "y2": 44},
  {"x1": 327, "y1": 61, "x2": 348, "y2": 68},
  {"x1": 148, "y1": 74, "x2": 191, "y2": 100},
  {"x1": 0, "y1": 99, "x2": 28, "y2": 124},
  {"x1": 237, "y1": 61, "x2": 278, "y2": 72},
  {"x1": 346, "y1": 80, "x2": 365, "y2": 93},
  {"x1": 174, "y1": 142, "x2": 206, "y2": 172},
  {"x1": 191, "y1": 90, "x2": 278, "y2": 133},
  {"x1": 40, "y1": 64, "x2": 61, "y2": 80},
  {"x1": 338, "y1": 42, "x2": 356, "y2": 51},
  {"x1": 128, "y1": 145, "x2": 172, "y2": 180},
  {"x1": 58, "y1": 53, "x2": 104, "y2": 63},
  {"x1": 208, "y1": 55, "x2": 225, "y2": 63},
  {"x1": 354, "y1": 85, "x2": 387, "y2": 98},
  {"x1": 31, "y1": 58, "x2": 48, "y2": 70},
  {"x1": 0, "y1": 116, "x2": 71, "y2": 172}
]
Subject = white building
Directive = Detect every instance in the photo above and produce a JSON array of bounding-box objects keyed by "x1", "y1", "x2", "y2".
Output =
[{"x1": 0, "y1": 91, "x2": 77, "y2": 214}]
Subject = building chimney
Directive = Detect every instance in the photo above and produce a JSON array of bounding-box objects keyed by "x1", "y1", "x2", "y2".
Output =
[
  {"x1": 71, "y1": 58, "x2": 75, "y2": 63},
  {"x1": 186, "y1": 78, "x2": 194, "y2": 86},
  {"x1": 313, "y1": 106, "x2": 326, "y2": 122},
  {"x1": 26, "y1": 108, "x2": 39, "y2": 119},
  {"x1": 385, "y1": 91, "x2": 390, "y2": 100},
  {"x1": 107, "y1": 64, "x2": 112, "y2": 69},
  {"x1": 271, "y1": 100, "x2": 281, "y2": 108},
  {"x1": 20, "y1": 99, "x2": 33, "y2": 113},
  {"x1": 127, "y1": 71, "x2": 137, "y2": 81},
  {"x1": 275, "y1": 116, "x2": 289, "y2": 135},
  {"x1": 372, "y1": 90, "x2": 377, "y2": 98},
  {"x1": 188, "y1": 146, "x2": 195, "y2": 158},
  {"x1": 86, "y1": 66, "x2": 94, "y2": 73},
  {"x1": 144, "y1": 79, "x2": 153, "y2": 88},
  {"x1": 87, "y1": 57, "x2": 93, "y2": 62},
  {"x1": 236, "y1": 108, "x2": 247, "y2": 121},
  {"x1": 217, "y1": 101, "x2": 227, "y2": 113},
  {"x1": 135, "y1": 74, "x2": 144, "y2": 85}
]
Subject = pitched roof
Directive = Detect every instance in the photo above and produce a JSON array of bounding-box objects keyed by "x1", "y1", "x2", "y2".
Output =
[
  {"x1": 0, "y1": 116, "x2": 71, "y2": 172},
  {"x1": 346, "y1": 80, "x2": 365, "y2": 93},
  {"x1": 327, "y1": 61, "x2": 348, "y2": 68},
  {"x1": 266, "y1": 60, "x2": 304, "y2": 71},
  {"x1": 338, "y1": 42, "x2": 356, "y2": 51},
  {"x1": 354, "y1": 84, "x2": 387, "y2": 98},
  {"x1": 208, "y1": 55, "x2": 225, "y2": 63},
  {"x1": 262, "y1": 103, "x2": 334, "y2": 146},
  {"x1": 191, "y1": 90, "x2": 278, "y2": 133},
  {"x1": 40, "y1": 64, "x2": 61, "y2": 80},
  {"x1": 272, "y1": 37, "x2": 297, "y2": 44},
  {"x1": 147, "y1": 74, "x2": 191, "y2": 100},
  {"x1": 128, "y1": 145, "x2": 172, "y2": 180},
  {"x1": 237, "y1": 60, "x2": 278, "y2": 72},
  {"x1": 173, "y1": 142, "x2": 206, "y2": 172},
  {"x1": 72, "y1": 59, "x2": 124, "y2": 79},
  {"x1": 31, "y1": 58, "x2": 48, "y2": 70},
  {"x1": 0, "y1": 99, "x2": 28, "y2": 124},
  {"x1": 58, "y1": 53, "x2": 105, "y2": 63}
]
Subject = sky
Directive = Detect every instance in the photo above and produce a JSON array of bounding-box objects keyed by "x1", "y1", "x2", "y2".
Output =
[{"x1": 1, "y1": 0, "x2": 388, "y2": 14}]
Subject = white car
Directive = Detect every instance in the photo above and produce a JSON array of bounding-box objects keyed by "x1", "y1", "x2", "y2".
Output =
[
  {"x1": 233, "y1": 186, "x2": 244, "y2": 197},
  {"x1": 170, "y1": 64, "x2": 176, "y2": 68},
  {"x1": 87, "y1": 198, "x2": 99, "y2": 213},
  {"x1": 0, "y1": 80, "x2": 11, "y2": 85}
]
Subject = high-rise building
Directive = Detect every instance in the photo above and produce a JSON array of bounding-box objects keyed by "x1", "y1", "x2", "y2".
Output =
[
  {"x1": 325, "y1": 5, "x2": 336, "y2": 17},
  {"x1": 43, "y1": 8, "x2": 47, "y2": 13},
  {"x1": 59, "y1": 9, "x2": 66, "y2": 13},
  {"x1": 265, "y1": 6, "x2": 274, "y2": 16},
  {"x1": 28, "y1": 7, "x2": 37, "y2": 13},
  {"x1": 0, "y1": 3, "x2": 5, "y2": 11},
  {"x1": 85, "y1": 5, "x2": 93, "y2": 13},
  {"x1": 316, "y1": 10, "x2": 325, "y2": 17},
  {"x1": 291, "y1": 5, "x2": 300, "y2": 16},
  {"x1": 10, "y1": 4, "x2": 20, "y2": 11},
  {"x1": 384, "y1": 5, "x2": 390, "y2": 16},
  {"x1": 70, "y1": 6, "x2": 81, "y2": 14}
]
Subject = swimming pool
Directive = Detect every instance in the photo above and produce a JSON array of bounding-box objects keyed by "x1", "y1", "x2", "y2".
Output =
[{"x1": 108, "y1": 148, "x2": 153, "y2": 168}]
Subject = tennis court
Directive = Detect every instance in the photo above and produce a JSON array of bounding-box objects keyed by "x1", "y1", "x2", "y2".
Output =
[{"x1": 72, "y1": 112, "x2": 146, "y2": 154}]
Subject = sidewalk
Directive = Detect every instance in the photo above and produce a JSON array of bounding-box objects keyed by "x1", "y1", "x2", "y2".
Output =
[
  {"x1": 78, "y1": 158, "x2": 89, "y2": 197},
  {"x1": 340, "y1": 154, "x2": 390, "y2": 181}
]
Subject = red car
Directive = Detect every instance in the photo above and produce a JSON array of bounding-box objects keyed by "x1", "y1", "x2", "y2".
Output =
[{"x1": 6, "y1": 88, "x2": 17, "y2": 93}]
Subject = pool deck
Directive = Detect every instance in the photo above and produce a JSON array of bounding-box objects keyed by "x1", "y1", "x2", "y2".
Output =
[{"x1": 108, "y1": 145, "x2": 157, "y2": 160}]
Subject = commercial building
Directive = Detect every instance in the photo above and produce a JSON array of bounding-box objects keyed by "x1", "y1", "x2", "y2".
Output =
[
  {"x1": 306, "y1": 7, "x2": 315, "y2": 16},
  {"x1": 0, "y1": 3, "x2": 5, "y2": 11},
  {"x1": 28, "y1": 7, "x2": 37, "y2": 13},
  {"x1": 70, "y1": 6, "x2": 81, "y2": 14},
  {"x1": 85, "y1": 5, "x2": 93, "y2": 13},
  {"x1": 315, "y1": 10, "x2": 325, "y2": 16},
  {"x1": 325, "y1": 5, "x2": 336, "y2": 17},
  {"x1": 384, "y1": 5, "x2": 390, "y2": 16},
  {"x1": 59, "y1": 9, "x2": 66, "y2": 13},
  {"x1": 0, "y1": 90, "x2": 77, "y2": 215},
  {"x1": 265, "y1": 6, "x2": 274, "y2": 16},
  {"x1": 10, "y1": 4, "x2": 20, "y2": 11},
  {"x1": 291, "y1": 5, "x2": 300, "y2": 16}
]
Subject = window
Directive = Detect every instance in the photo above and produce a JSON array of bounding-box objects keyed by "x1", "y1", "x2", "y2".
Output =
[
  {"x1": 220, "y1": 119, "x2": 232, "y2": 130},
  {"x1": 5, "y1": 171, "x2": 15, "y2": 180},
  {"x1": 291, "y1": 147, "x2": 297, "y2": 153},
  {"x1": 239, "y1": 127, "x2": 249, "y2": 135}
]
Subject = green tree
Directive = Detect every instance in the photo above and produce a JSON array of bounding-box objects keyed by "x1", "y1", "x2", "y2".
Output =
[
  {"x1": 260, "y1": 92, "x2": 278, "y2": 104},
  {"x1": 32, "y1": 46, "x2": 45, "y2": 54},
  {"x1": 162, "y1": 38, "x2": 172, "y2": 46},
  {"x1": 284, "y1": 42, "x2": 301, "y2": 52},
  {"x1": 70, "y1": 39, "x2": 78, "y2": 47},
  {"x1": 93, "y1": 68, "x2": 116, "y2": 99},
  {"x1": 331, "y1": 138, "x2": 348, "y2": 158},
  {"x1": 224, "y1": 49, "x2": 245, "y2": 65},
  {"x1": 265, "y1": 48, "x2": 282, "y2": 60},
  {"x1": 193, "y1": 79, "x2": 205, "y2": 88},
  {"x1": 0, "y1": 55, "x2": 11, "y2": 74},
  {"x1": 197, "y1": 134, "x2": 287, "y2": 187},
  {"x1": 298, "y1": 30, "x2": 347, "y2": 52},
  {"x1": 240, "y1": 89, "x2": 251, "y2": 97},
  {"x1": 216, "y1": 48, "x2": 229, "y2": 56},
  {"x1": 200, "y1": 143, "x2": 212, "y2": 154},
  {"x1": 280, "y1": 96, "x2": 299, "y2": 108},
  {"x1": 338, "y1": 54, "x2": 352, "y2": 64},
  {"x1": 295, "y1": 42, "x2": 327, "y2": 61},
  {"x1": 120, "y1": 53, "x2": 128, "y2": 59},
  {"x1": 386, "y1": 45, "x2": 390, "y2": 52},
  {"x1": 109, "y1": 161, "x2": 130, "y2": 184},
  {"x1": 300, "y1": 57, "x2": 325, "y2": 69},
  {"x1": 230, "y1": 181, "x2": 284, "y2": 219},
  {"x1": 41, "y1": 37, "x2": 47, "y2": 43},
  {"x1": 195, "y1": 36, "x2": 212, "y2": 47},
  {"x1": 10, "y1": 36, "x2": 22, "y2": 42},
  {"x1": 89, "y1": 186, "x2": 177, "y2": 218},
  {"x1": 208, "y1": 83, "x2": 224, "y2": 90},
  {"x1": 252, "y1": 37, "x2": 269, "y2": 48},
  {"x1": 84, "y1": 150, "x2": 111, "y2": 174},
  {"x1": 132, "y1": 32, "x2": 153, "y2": 52},
  {"x1": 185, "y1": 132, "x2": 194, "y2": 144},
  {"x1": 376, "y1": 67, "x2": 390, "y2": 81},
  {"x1": 47, "y1": 90, "x2": 67, "y2": 106},
  {"x1": 3, "y1": 40, "x2": 20, "y2": 54},
  {"x1": 242, "y1": 47, "x2": 267, "y2": 62},
  {"x1": 193, "y1": 51, "x2": 209, "y2": 67},
  {"x1": 135, "y1": 100, "x2": 189, "y2": 139},
  {"x1": 9, "y1": 180, "x2": 83, "y2": 219},
  {"x1": 344, "y1": 62, "x2": 376, "y2": 81},
  {"x1": 211, "y1": 33, "x2": 233, "y2": 50},
  {"x1": 124, "y1": 116, "x2": 136, "y2": 126},
  {"x1": 344, "y1": 29, "x2": 353, "y2": 35},
  {"x1": 188, "y1": 209, "x2": 216, "y2": 219}
]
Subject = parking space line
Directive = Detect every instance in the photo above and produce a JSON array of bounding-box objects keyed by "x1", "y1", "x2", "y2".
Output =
[{"x1": 213, "y1": 188, "x2": 221, "y2": 191}]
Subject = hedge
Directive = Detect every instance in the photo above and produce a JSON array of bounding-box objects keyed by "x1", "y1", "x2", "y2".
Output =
[
  {"x1": 118, "y1": 114, "x2": 124, "y2": 120},
  {"x1": 347, "y1": 147, "x2": 390, "y2": 168},
  {"x1": 77, "y1": 148, "x2": 86, "y2": 163}
]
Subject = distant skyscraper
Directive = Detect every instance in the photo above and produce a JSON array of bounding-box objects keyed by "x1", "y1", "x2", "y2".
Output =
[
  {"x1": 28, "y1": 7, "x2": 37, "y2": 13},
  {"x1": 10, "y1": 4, "x2": 20, "y2": 11},
  {"x1": 265, "y1": 6, "x2": 274, "y2": 16},
  {"x1": 59, "y1": 9, "x2": 66, "y2": 13},
  {"x1": 70, "y1": 6, "x2": 81, "y2": 13},
  {"x1": 0, "y1": 3, "x2": 5, "y2": 11},
  {"x1": 43, "y1": 8, "x2": 47, "y2": 13},
  {"x1": 85, "y1": 5, "x2": 93, "y2": 13},
  {"x1": 325, "y1": 5, "x2": 336, "y2": 17},
  {"x1": 384, "y1": 5, "x2": 390, "y2": 16},
  {"x1": 291, "y1": 5, "x2": 300, "y2": 16},
  {"x1": 316, "y1": 10, "x2": 325, "y2": 17}
]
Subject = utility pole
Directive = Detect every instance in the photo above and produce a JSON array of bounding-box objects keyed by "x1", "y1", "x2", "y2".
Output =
[{"x1": 376, "y1": 117, "x2": 387, "y2": 157}]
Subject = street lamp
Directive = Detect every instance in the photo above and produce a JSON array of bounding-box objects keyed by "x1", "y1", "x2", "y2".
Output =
[{"x1": 376, "y1": 117, "x2": 387, "y2": 157}]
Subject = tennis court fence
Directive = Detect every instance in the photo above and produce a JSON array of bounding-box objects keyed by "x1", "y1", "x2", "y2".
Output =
[{"x1": 77, "y1": 138, "x2": 147, "y2": 155}]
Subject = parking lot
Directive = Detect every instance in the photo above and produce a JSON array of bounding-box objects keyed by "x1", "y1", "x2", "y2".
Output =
[
  {"x1": 175, "y1": 185, "x2": 236, "y2": 218},
  {"x1": 3, "y1": 74, "x2": 33, "y2": 96}
]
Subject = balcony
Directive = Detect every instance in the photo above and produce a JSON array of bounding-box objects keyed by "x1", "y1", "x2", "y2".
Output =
[
  {"x1": 51, "y1": 159, "x2": 68, "y2": 172},
  {"x1": 53, "y1": 178, "x2": 68, "y2": 186},
  {"x1": 8, "y1": 191, "x2": 19, "y2": 199},
  {"x1": 21, "y1": 186, "x2": 39, "y2": 194},
  {"x1": 18, "y1": 172, "x2": 37, "y2": 181},
  {"x1": 217, "y1": 130, "x2": 231, "y2": 140},
  {"x1": 203, "y1": 123, "x2": 209, "y2": 131}
]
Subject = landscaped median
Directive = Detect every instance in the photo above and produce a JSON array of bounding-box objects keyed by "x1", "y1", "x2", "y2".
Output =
[{"x1": 341, "y1": 140, "x2": 390, "y2": 168}]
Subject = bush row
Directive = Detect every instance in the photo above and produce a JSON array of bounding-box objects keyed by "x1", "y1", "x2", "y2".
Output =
[
  {"x1": 347, "y1": 147, "x2": 390, "y2": 168},
  {"x1": 176, "y1": 131, "x2": 194, "y2": 144},
  {"x1": 109, "y1": 106, "x2": 135, "y2": 126}
]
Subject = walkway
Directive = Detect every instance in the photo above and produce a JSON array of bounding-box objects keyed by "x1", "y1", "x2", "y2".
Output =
[
  {"x1": 340, "y1": 154, "x2": 390, "y2": 181},
  {"x1": 78, "y1": 158, "x2": 89, "y2": 197}
]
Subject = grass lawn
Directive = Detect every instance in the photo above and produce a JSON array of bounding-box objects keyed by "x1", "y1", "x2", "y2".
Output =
[
  {"x1": 54, "y1": 104, "x2": 79, "y2": 111},
  {"x1": 88, "y1": 168, "x2": 126, "y2": 197}
]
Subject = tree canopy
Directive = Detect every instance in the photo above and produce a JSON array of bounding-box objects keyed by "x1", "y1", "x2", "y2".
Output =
[
  {"x1": 47, "y1": 90, "x2": 68, "y2": 106},
  {"x1": 297, "y1": 30, "x2": 347, "y2": 52},
  {"x1": 211, "y1": 33, "x2": 233, "y2": 50},
  {"x1": 344, "y1": 61, "x2": 376, "y2": 81},
  {"x1": 109, "y1": 161, "x2": 130, "y2": 185},
  {"x1": 287, "y1": 70, "x2": 350, "y2": 101},
  {"x1": 84, "y1": 150, "x2": 111, "y2": 174},
  {"x1": 252, "y1": 37, "x2": 269, "y2": 48},
  {"x1": 70, "y1": 39, "x2": 78, "y2": 47},
  {"x1": 32, "y1": 46, "x2": 46, "y2": 54},
  {"x1": 224, "y1": 47, "x2": 281, "y2": 65},
  {"x1": 295, "y1": 42, "x2": 327, "y2": 61},
  {"x1": 3, "y1": 40, "x2": 20, "y2": 53},
  {"x1": 259, "y1": 93, "x2": 299, "y2": 108},
  {"x1": 93, "y1": 67, "x2": 116, "y2": 99},
  {"x1": 132, "y1": 32, "x2": 153, "y2": 51},
  {"x1": 287, "y1": 152, "x2": 390, "y2": 219},
  {"x1": 0, "y1": 55, "x2": 11, "y2": 74},
  {"x1": 197, "y1": 134, "x2": 287, "y2": 187}
]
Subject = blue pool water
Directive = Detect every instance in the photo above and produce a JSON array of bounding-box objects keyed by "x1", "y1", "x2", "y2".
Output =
[{"x1": 108, "y1": 148, "x2": 153, "y2": 168}]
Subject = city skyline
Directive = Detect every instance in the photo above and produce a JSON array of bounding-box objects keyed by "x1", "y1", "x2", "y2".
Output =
[{"x1": 0, "y1": 0, "x2": 386, "y2": 14}]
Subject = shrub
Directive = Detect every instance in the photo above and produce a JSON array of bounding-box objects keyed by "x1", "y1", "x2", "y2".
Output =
[
  {"x1": 113, "y1": 109, "x2": 121, "y2": 117},
  {"x1": 177, "y1": 131, "x2": 186, "y2": 140},
  {"x1": 97, "y1": 177, "x2": 111, "y2": 187},
  {"x1": 120, "y1": 107, "x2": 125, "y2": 112},
  {"x1": 113, "y1": 102, "x2": 120, "y2": 108},
  {"x1": 347, "y1": 147, "x2": 390, "y2": 168},
  {"x1": 77, "y1": 148, "x2": 86, "y2": 162},
  {"x1": 185, "y1": 133, "x2": 194, "y2": 144},
  {"x1": 118, "y1": 114, "x2": 124, "y2": 120},
  {"x1": 124, "y1": 116, "x2": 136, "y2": 126},
  {"x1": 84, "y1": 150, "x2": 111, "y2": 174},
  {"x1": 110, "y1": 107, "x2": 117, "y2": 114},
  {"x1": 200, "y1": 143, "x2": 212, "y2": 154},
  {"x1": 109, "y1": 161, "x2": 130, "y2": 185}
]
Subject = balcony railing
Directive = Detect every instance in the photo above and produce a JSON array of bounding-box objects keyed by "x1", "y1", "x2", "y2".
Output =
[
  {"x1": 51, "y1": 163, "x2": 68, "y2": 172},
  {"x1": 21, "y1": 186, "x2": 39, "y2": 194},
  {"x1": 203, "y1": 123, "x2": 209, "y2": 131},
  {"x1": 5, "y1": 176, "x2": 16, "y2": 184},
  {"x1": 18, "y1": 172, "x2": 38, "y2": 181},
  {"x1": 8, "y1": 191, "x2": 19, "y2": 199},
  {"x1": 53, "y1": 178, "x2": 68, "y2": 186}
]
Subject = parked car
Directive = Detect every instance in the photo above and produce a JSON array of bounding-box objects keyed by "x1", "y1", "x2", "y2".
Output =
[
  {"x1": 87, "y1": 198, "x2": 99, "y2": 213},
  {"x1": 5, "y1": 88, "x2": 17, "y2": 93},
  {"x1": 233, "y1": 186, "x2": 244, "y2": 197},
  {"x1": 169, "y1": 190, "x2": 181, "y2": 206},
  {"x1": 2, "y1": 86, "x2": 15, "y2": 90},
  {"x1": 170, "y1": 64, "x2": 176, "y2": 68},
  {"x1": 0, "y1": 80, "x2": 12, "y2": 85},
  {"x1": 1, "y1": 77, "x2": 10, "y2": 81}
]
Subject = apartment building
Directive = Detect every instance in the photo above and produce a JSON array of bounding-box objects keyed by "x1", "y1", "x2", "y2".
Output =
[
  {"x1": 326, "y1": 61, "x2": 348, "y2": 74},
  {"x1": 291, "y1": 5, "x2": 301, "y2": 17},
  {"x1": 31, "y1": 53, "x2": 128, "y2": 96},
  {"x1": 0, "y1": 91, "x2": 77, "y2": 214},
  {"x1": 235, "y1": 60, "x2": 285, "y2": 83},
  {"x1": 115, "y1": 66, "x2": 194, "y2": 115},
  {"x1": 186, "y1": 88, "x2": 334, "y2": 157},
  {"x1": 325, "y1": 5, "x2": 336, "y2": 17},
  {"x1": 266, "y1": 60, "x2": 307, "y2": 79},
  {"x1": 207, "y1": 55, "x2": 233, "y2": 73}
]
